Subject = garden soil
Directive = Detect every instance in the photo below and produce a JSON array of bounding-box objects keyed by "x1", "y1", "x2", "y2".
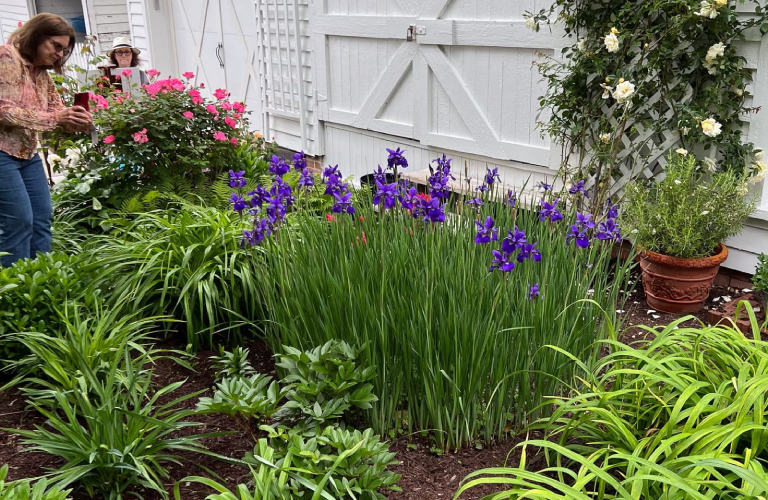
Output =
[{"x1": 0, "y1": 275, "x2": 755, "y2": 500}]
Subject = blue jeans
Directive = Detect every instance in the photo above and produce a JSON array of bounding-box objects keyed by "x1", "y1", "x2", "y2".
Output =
[{"x1": 0, "y1": 152, "x2": 53, "y2": 267}]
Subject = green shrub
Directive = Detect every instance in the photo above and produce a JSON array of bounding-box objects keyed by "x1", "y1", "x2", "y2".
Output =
[
  {"x1": 275, "y1": 341, "x2": 378, "y2": 426},
  {"x1": 0, "y1": 253, "x2": 103, "y2": 363},
  {"x1": 9, "y1": 351, "x2": 218, "y2": 500},
  {"x1": 753, "y1": 253, "x2": 768, "y2": 301},
  {"x1": 247, "y1": 425, "x2": 401, "y2": 500},
  {"x1": 86, "y1": 203, "x2": 264, "y2": 349},
  {"x1": 455, "y1": 309, "x2": 768, "y2": 499},
  {"x1": 261, "y1": 188, "x2": 632, "y2": 449},
  {"x1": 621, "y1": 152, "x2": 755, "y2": 258},
  {"x1": 197, "y1": 374, "x2": 286, "y2": 427},
  {"x1": 0, "y1": 465, "x2": 72, "y2": 500}
]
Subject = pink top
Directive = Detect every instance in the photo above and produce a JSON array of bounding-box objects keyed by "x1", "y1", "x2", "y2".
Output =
[{"x1": 0, "y1": 43, "x2": 65, "y2": 159}]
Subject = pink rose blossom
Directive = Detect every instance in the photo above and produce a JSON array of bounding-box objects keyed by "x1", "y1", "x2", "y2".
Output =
[
  {"x1": 225, "y1": 116, "x2": 237, "y2": 129},
  {"x1": 146, "y1": 69, "x2": 160, "y2": 79},
  {"x1": 230, "y1": 138, "x2": 238, "y2": 146},
  {"x1": 103, "y1": 135, "x2": 115, "y2": 144},
  {"x1": 233, "y1": 102, "x2": 245, "y2": 114},
  {"x1": 213, "y1": 88, "x2": 229, "y2": 100},
  {"x1": 121, "y1": 69, "x2": 132, "y2": 78},
  {"x1": 133, "y1": 128, "x2": 149, "y2": 144},
  {"x1": 182, "y1": 72, "x2": 195, "y2": 79},
  {"x1": 206, "y1": 104, "x2": 219, "y2": 115},
  {"x1": 221, "y1": 101, "x2": 233, "y2": 111},
  {"x1": 183, "y1": 111, "x2": 194, "y2": 119},
  {"x1": 212, "y1": 132, "x2": 227, "y2": 141},
  {"x1": 17, "y1": 21, "x2": 22, "y2": 27}
]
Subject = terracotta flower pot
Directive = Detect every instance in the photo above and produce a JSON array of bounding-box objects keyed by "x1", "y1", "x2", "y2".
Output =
[{"x1": 640, "y1": 244, "x2": 728, "y2": 314}]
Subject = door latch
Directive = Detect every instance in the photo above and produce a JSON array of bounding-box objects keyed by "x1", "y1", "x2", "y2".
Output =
[{"x1": 406, "y1": 25, "x2": 415, "y2": 42}]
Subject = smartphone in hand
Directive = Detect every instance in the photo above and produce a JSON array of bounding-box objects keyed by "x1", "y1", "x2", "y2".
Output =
[{"x1": 73, "y1": 92, "x2": 90, "y2": 111}]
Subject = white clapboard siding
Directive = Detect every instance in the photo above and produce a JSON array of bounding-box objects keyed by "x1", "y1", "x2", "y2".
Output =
[
  {"x1": 257, "y1": 0, "x2": 320, "y2": 154},
  {"x1": 0, "y1": 0, "x2": 31, "y2": 42},
  {"x1": 125, "y1": 0, "x2": 150, "y2": 66},
  {"x1": 313, "y1": 0, "x2": 566, "y2": 169}
]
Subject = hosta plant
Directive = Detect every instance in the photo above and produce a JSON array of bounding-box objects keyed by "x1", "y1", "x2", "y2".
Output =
[
  {"x1": 456, "y1": 307, "x2": 768, "y2": 499},
  {"x1": 0, "y1": 465, "x2": 72, "y2": 500},
  {"x1": 275, "y1": 341, "x2": 378, "y2": 425},
  {"x1": 247, "y1": 425, "x2": 401, "y2": 500}
]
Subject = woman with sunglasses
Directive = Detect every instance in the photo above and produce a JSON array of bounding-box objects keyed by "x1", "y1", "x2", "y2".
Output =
[
  {"x1": 101, "y1": 37, "x2": 149, "y2": 89},
  {"x1": 0, "y1": 13, "x2": 93, "y2": 267}
]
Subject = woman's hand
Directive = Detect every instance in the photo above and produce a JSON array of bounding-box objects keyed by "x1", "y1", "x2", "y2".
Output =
[{"x1": 56, "y1": 106, "x2": 93, "y2": 132}]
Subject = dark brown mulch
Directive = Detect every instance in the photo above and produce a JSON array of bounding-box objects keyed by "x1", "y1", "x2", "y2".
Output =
[{"x1": 0, "y1": 278, "x2": 761, "y2": 499}]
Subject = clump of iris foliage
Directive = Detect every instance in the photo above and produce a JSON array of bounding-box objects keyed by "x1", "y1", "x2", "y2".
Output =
[{"x1": 229, "y1": 150, "x2": 634, "y2": 451}]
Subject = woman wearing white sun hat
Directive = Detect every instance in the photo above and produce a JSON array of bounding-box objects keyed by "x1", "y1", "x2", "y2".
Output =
[{"x1": 100, "y1": 37, "x2": 149, "y2": 88}]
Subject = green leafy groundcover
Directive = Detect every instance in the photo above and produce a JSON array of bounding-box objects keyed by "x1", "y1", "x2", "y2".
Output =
[
  {"x1": 456, "y1": 308, "x2": 768, "y2": 499},
  {"x1": 261, "y1": 190, "x2": 633, "y2": 451}
]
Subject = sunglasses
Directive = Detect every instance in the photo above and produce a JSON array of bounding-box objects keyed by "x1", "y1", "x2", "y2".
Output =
[
  {"x1": 47, "y1": 37, "x2": 71, "y2": 57},
  {"x1": 114, "y1": 49, "x2": 133, "y2": 56}
]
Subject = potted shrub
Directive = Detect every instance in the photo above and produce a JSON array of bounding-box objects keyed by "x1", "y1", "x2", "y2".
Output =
[
  {"x1": 621, "y1": 152, "x2": 756, "y2": 313},
  {"x1": 754, "y1": 253, "x2": 768, "y2": 311}
]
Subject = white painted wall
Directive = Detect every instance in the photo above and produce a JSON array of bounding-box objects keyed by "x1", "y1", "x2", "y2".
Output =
[
  {"x1": 125, "y1": 0, "x2": 175, "y2": 74},
  {"x1": 85, "y1": 0, "x2": 130, "y2": 53},
  {"x1": 0, "y1": 0, "x2": 32, "y2": 43}
]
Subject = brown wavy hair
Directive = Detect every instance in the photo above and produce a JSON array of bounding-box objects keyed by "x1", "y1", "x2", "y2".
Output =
[
  {"x1": 9, "y1": 13, "x2": 75, "y2": 74},
  {"x1": 109, "y1": 51, "x2": 141, "y2": 68}
]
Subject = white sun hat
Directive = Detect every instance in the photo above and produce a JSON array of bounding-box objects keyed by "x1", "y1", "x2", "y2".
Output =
[{"x1": 108, "y1": 36, "x2": 140, "y2": 57}]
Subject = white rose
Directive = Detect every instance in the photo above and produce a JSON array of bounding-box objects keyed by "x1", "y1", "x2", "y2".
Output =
[
  {"x1": 576, "y1": 39, "x2": 586, "y2": 52},
  {"x1": 612, "y1": 80, "x2": 636, "y2": 104},
  {"x1": 600, "y1": 133, "x2": 611, "y2": 144},
  {"x1": 701, "y1": 117, "x2": 722, "y2": 138},
  {"x1": 732, "y1": 86, "x2": 744, "y2": 96},
  {"x1": 703, "y1": 157, "x2": 718, "y2": 172},
  {"x1": 525, "y1": 16, "x2": 538, "y2": 31},
  {"x1": 47, "y1": 154, "x2": 62, "y2": 164},
  {"x1": 706, "y1": 43, "x2": 725, "y2": 61},
  {"x1": 697, "y1": 1, "x2": 718, "y2": 18},
  {"x1": 750, "y1": 160, "x2": 767, "y2": 184},
  {"x1": 681, "y1": 127, "x2": 690, "y2": 136},
  {"x1": 601, "y1": 83, "x2": 613, "y2": 99},
  {"x1": 604, "y1": 33, "x2": 620, "y2": 53},
  {"x1": 714, "y1": 0, "x2": 727, "y2": 6},
  {"x1": 755, "y1": 151, "x2": 764, "y2": 161},
  {"x1": 676, "y1": 148, "x2": 688, "y2": 156}
]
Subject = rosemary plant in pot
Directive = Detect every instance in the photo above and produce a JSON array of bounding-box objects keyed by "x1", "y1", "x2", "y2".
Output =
[{"x1": 621, "y1": 152, "x2": 755, "y2": 313}]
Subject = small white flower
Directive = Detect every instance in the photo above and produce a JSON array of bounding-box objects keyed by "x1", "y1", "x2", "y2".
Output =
[
  {"x1": 706, "y1": 42, "x2": 725, "y2": 61},
  {"x1": 750, "y1": 160, "x2": 767, "y2": 183},
  {"x1": 681, "y1": 127, "x2": 690, "y2": 136},
  {"x1": 755, "y1": 151, "x2": 764, "y2": 161},
  {"x1": 600, "y1": 133, "x2": 611, "y2": 144},
  {"x1": 732, "y1": 86, "x2": 744, "y2": 96},
  {"x1": 524, "y1": 15, "x2": 538, "y2": 31},
  {"x1": 47, "y1": 154, "x2": 62, "y2": 164},
  {"x1": 703, "y1": 157, "x2": 718, "y2": 172},
  {"x1": 697, "y1": 1, "x2": 718, "y2": 19},
  {"x1": 676, "y1": 148, "x2": 688, "y2": 156},
  {"x1": 700, "y1": 210, "x2": 710, "y2": 215},
  {"x1": 631, "y1": 229, "x2": 639, "y2": 234},
  {"x1": 604, "y1": 32, "x2": 620, "y2": 53},
  {"x1": 701, "y1": 117, "x2": 722, "y2": 138},
  {"x1": 600, "y1": 83, "x2": 613, "y2": 99},
  {"x1": 612, "y1": 80, "x2": 636, "y2": 104},
  {"x1": 674, "y1": 179, "x2": 682, "y2": 185},
  {"x1": 576, "y1": 39, "x2": 586, "y2": 52}
]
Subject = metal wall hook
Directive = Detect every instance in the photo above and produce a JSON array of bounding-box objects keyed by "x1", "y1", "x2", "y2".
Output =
[{"x1": 215, "y1": 42, "x2": 224, "y2": 67}]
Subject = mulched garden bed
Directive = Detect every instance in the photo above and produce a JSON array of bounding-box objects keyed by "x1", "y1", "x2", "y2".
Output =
[{"x1": 0, "y1": 274, "x2": 761, "y2": 500}]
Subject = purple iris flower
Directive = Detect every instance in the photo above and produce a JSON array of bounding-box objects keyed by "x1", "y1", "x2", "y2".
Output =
[
  {"x1": 324, "y1": 175, "x2": 349, "y2": 196},
  {"x1": 501, "y1": 226, "x2": 527, "y2": 254},
  {"x1": 292, "y1": 151, "x2": 307, "y2": 171},
  {"x1": 428, "y1": 162, "x2": 453, "y2": 200},
  {"x1": 415, "y1": 197, "x2": 445, "y2": 223},
  {"x1": 373, "y1": 165, "x2": 388, "y2": 184},
  {"x1": 298, "y1": 168, "x2": 314, "y2": 189},
  {"x1": 604, "y1": 200, "x2": 619, "y2": 219},
  {"x1": 597, "y1": 219, "x2": 622, "y2": 242},
  {"x1": 373, "y1": 180, "x2": 398, "y2": 210},
  {"x1": 517, "y1": 243, "x2": 542, "y2": 263},
  {"x1": 433, "y1": 154, "x2": 453, "y2": 173},
  {"x1": 576, "y1": 212, "x2": 596, "y2": 230},
  {"x1": 332, "y1": 190, "x2": 356, "y2": 214},
  {"x1": 249, "y1": 185, "x2": 268, "y2": 208},
  {"x1": 272, "y1": 177, "x2": 295, "y2": 205},
  {"x1": 569, "y1": 180, "x2": 586, "y2": 196},
  {"x1": 484, "y1": 167, "x2": 500, "y2": 187},
  {"x1": 539, "y1": 199, "x2": 563, "y2": 222},
  {"x1": 386, "y1": 148, "x2": 408, "y2": 170},
  {"x1": 490, "y1": 250, "x2": 515, "y2": 273},
  {"x1": 399, "y1": 186, "x2": 419, "y2": 210},
  {"x1": 507, "y1": 190, "x2": 517, "y2": 208},
  {"x1": 527, "y1": 283, "x2": 540, "y2": 300},
  {"x1": 229, "y1": 170, "x2": 247, "y2": 189},
  {"x1": 323, "y1": 164, "x2": 340, "y2": 181},
  {"x1": 539, "y1": 182, "x2": 553, "y2": 191},
  {"x1": 230, "y1": 193, "x2": 248, "y2": 213},
  {"x1": 269, "y1": 156, "x2": 291, "y2": 176},
  {"x1": 476, "y1": 185, "x2": 490, "y2": 193},
  {"x1": 474, "y1": 217, "x2": 499, "y2": 244},
  {"x1": 566, "y1": 224, "x2": 590, "y2": 249},
  {"x1": 242, "y1": 218, "x2": 272, "y2": 246},
  {"x1": 466, "y1": 197, "x2": 484, "y2": 208}
]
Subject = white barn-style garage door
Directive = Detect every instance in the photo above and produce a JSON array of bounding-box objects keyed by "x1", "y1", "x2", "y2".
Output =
[
  {"x1": 312, "y1": 0, "x2": 566, "y2": 169},
  {"x1": 168, "y1": 0, "x2": 265, "y2": 133}
]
